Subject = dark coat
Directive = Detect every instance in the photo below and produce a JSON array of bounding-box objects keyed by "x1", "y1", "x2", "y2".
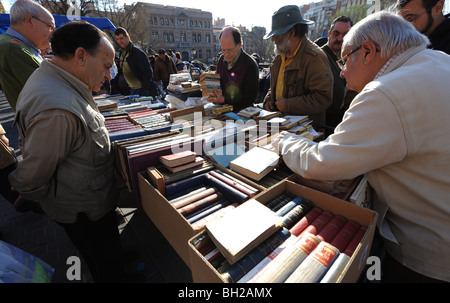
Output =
[{"x1": 120, "y1": 43, "x2": 158, "y2": 96}]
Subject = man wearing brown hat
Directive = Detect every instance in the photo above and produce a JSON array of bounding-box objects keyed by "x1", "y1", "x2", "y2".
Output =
[{"x1": 263, "y1": 5, "x2": 333, "y2": 128}]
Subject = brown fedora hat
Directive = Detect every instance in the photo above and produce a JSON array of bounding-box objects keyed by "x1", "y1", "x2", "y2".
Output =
[{"x1": 264, "y1": 5, "x2": 314, "y2": 39}]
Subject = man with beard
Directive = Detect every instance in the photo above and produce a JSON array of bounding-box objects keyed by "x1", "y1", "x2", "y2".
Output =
[
  {"x1": 263, "y1": 5, "x2": 333, "y2": 128},
  {"x1": 397, "y1": 0, "x2": 450, "y2": 54},
  {"x1": 321, "y1": 16, "x2": 358, "y2": 130}
]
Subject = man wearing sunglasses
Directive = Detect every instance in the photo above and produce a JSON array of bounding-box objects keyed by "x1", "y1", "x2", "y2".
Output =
[
  {"x1": 273, "y1": 11, "x2": 450, "y2": 282},
  {"x1": 0, "y1": 0, "x2": 55, "y2": 112},
  {"x1": 396, "y1": 0, "x2": 450, "y2": 54}
]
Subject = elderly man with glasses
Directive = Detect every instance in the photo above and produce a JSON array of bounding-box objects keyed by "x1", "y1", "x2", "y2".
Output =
[
  {"x1": 212, "y1": 26, "x2": 259, "y2": 112},
  {"x1": 273, "y1": 11, "x2": 450, "y2": 283},
  {"x1": 0, "y1": 0, "x2": 55, "y2": 112},
  {"x1": 263, "y1": 5, "x2": 333, "y2": 129},
  {"x1": 396, "y1": 0, "x2": 450, "y2": 54}
]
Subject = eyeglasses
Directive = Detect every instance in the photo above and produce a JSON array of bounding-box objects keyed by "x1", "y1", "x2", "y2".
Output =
[
  {"x1": 33, "y1": 16, "x2": 55, "y2": 32},
  {"x1": 221, "y1": 44, "x2": 239, "y2": 54},
  {"x1": 403, "y1": 6, "x2": 433, "y2": 23},
  {"x1": 336, "y1": 46, "x2": 361, "y2": 69}
]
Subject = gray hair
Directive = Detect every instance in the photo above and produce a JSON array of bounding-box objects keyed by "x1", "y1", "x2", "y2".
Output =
[
  {"x1": 10, "y1": 0, "x2": 49, "y2": 26},
  {"x1": 343, "y1": 11, "x2": 430, "y2": 58}
]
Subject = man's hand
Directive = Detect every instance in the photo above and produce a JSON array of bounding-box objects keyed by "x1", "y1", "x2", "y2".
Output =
[
  {"x1": 271, "y1": 131, "x2": 290, "y2": 153},
  {"x1": 263, "y1": 100, "x2": 275, "y2": 111},
  {"x1": 211, "y1": 90, "x2": 225, "y2": 105},
  {"x1": 275, "y1": 97, "x2": 287, "y2": 112},
  {"x1": 0, "y1": 134, "x2": 9, "y2": 146}
]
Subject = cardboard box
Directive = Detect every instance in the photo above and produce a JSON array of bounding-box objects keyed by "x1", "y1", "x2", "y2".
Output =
[
  {"x1": 188, "y1": 180, "x2": 378, "y2": 283},
  {"x1": 138, "y1": 165, "x2": 265, "y2": 268}
]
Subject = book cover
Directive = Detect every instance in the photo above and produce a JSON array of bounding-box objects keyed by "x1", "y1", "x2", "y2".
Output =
[
  {"x1": 146, "y1": 166, "x2": 165, "y2": 196},
  {"x1": 172, "y1": 187, "x2": 219, "y2": 210},
  {"x1": 208, "y1": 170, "x2": 257, "y2": 197},
  {"x1": 237, "y1": 107, "x2": 262, "y2": 118},
  {"x1": 159, "y1": 150, "x2": 197, "y2": 168},
  {"x1": 177, "y1": 192, "x2": 223, "y2": 216},
  {"x1": 229, "y1": 147, "x2": 279, "y2": 181},
  {"x1": 267, "y1": 117, "x2": 290, "y2": 126},
  {"x1": 164, "y1": 156, "x2": 204, "y2": 173},
  {"x1": 205, "y1": 199, "x2": 283, "y2": 265}
]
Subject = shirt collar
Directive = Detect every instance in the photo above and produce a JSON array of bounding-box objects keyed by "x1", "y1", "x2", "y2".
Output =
[
  {"x1": 5, "y1": 28, "x2": 43, "y2": 62},
  {"x1": 227, "y1": 48, "x2": 242, "y2": 70}
]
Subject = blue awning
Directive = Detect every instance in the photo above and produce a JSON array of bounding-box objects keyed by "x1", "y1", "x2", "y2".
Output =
[{"x1": 0, "y1": 13, "x2": 116, "y2": 34}]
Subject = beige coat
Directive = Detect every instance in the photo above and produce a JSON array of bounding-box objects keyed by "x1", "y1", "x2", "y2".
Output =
[{"x1": 9, "y1": 60, "x2": 118, "y2": 224}]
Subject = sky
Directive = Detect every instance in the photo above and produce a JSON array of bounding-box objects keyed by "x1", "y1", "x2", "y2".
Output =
[{"x1": 2, "y1": 0, "x2": 315, "y2": 31}]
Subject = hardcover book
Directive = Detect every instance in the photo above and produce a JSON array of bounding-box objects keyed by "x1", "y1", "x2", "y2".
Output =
[
  {"x1": 229, "y1": 147, "x2": 279, "y2": 181},
  {"x1": 163, "y1": 156, "x2": 204, "y2": 173},
  {"x1": 285, "y1": 241, "x2": 340, "y2": 283},
  {"x1": 205, "y1": 199, "x2": 283, "y2": 265},
  {"x1": 237, "y1": 107, "x2": 262, "y2": 118}
]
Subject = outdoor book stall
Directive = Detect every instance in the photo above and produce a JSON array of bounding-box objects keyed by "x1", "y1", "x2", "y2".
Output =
[{"x1": 95, "y1": 71, "x2": 375, "y2": 283}]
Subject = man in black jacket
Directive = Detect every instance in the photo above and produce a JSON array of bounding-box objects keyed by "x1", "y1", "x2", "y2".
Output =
[
  {"x1": 397, "y1": 0, "x2": 450, "y2": 55},
  {"x1": 114, "y1": 27, "x2": 158, "y2": 97}
]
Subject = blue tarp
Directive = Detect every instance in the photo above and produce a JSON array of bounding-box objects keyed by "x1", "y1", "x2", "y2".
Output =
[{"x1": 0, "y1": 13, "x2": 116, "y2": 34}]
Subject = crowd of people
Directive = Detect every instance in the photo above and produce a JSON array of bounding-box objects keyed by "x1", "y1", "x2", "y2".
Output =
[{"x1": 0, "y1": 0, "x2": 449, "y2": 283}]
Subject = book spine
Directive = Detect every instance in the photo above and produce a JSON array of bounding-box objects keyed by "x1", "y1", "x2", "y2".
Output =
[
  {"x1": 330, "y1": 220, "x2": 361, "y2": 253},
  {"x1": 285, "y1": 241, "x2": 340, "y2": 283},
  {"x1": 319, "y1": 253, "x2": 351, "y2": 283},
  {"x1": 204, "y1": 173, "x2": 249, "y2": 203},
  {"x1": 250, "y1": 232, "x2": 322, "y2": 283},
  {"x1": 298, "y1": 210, "x2": 334, "y2": 237},
  {"x1": 177, "y1": 192, "x2": 223, "y2": 216},
  {"x1": 212, "y1": 169, "x2": 259, "y2": 193},
  {"x1": 208, "y1": 170, "x2": 257, "y2": 197},
  {"x1": 289, "y1": 207, "x2": 323, "y2": 236},
  {"x1": 265, "y1": 191, "x2": 296, "y2": 211},
  {"x1": 172, "y1": 187, "x2": 218, "y2": 209},
  {"x1": 168, "y1": 186, "x2": 210, "y2": 203},
  {"x1": 190, "y1": 203, "x2": 238, "y2": 230},
  {"x1": 316, "y1": 215, "x2": 348, "y2": 243},
  {"x1": 220, "y1": 228, "x2": 291, "y2": 283},
  {"x1": 274, "y1": 196, "x2": 304, "y2": 216},
  {"x1": 281, "y1": 201, "x2": 314, "y2": 230},
  {"x1": 237, "y1": 235, "x2": 298, "y2": 283},
  {"x1": 165, "y1": 173, "x2": 208, "y2": 197},
  {"x1": 343, "y1": 226, "x2": 367, "y2": 257}
]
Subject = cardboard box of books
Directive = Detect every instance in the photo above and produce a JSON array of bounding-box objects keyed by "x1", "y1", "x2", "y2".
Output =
[
  {"x1": 138, "y1": 156, "x2": 265, "y2": 268},
  {"x1": 187, "y1": 180, "x2": 378, "y2": 283}
]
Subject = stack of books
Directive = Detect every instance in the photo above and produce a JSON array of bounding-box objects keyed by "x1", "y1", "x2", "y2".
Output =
[
  {"x1": 159, "y1": 151, "x2": 204, "y2": 173},
  {"x1": 200, "y1": 73, "x2": 222, "y2": 101},
  {"x1": 194, "y1": 191, "x2": 368, "y2": 283},
  {"x1": 104, "y1": 116, "x2": 142, "y2": 134},
  {"x1": 229, "y1": 147, "x2": 280, "y2": 181},
  {"x1": 156, "y1": 169, "x2": 261, "y2": 229},
  {"x1": 167, "y1": 82, "x2": 201, "y2": 94},
  {"x1": 237, "y1": 107, "x2": 262, "y2": 119},
  {"x1": 96, "y1": 99, "x2": 118, "y2": 111}
]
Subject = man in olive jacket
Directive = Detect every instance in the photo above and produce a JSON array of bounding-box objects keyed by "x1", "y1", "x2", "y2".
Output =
[{"x1": 263, "y1": 5, "x2": 333, "y2": 128}]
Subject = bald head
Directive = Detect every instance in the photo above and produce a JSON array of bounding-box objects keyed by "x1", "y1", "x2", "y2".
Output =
[{"x1": 219, "y1": 26, "x2": 242, "y2": 63}]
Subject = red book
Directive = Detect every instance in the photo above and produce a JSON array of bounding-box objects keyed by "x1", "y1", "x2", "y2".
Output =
[
  {"x1": 177, "y1": 192, "x2": 223, "y2": 216},
  {"x1": 172, "y1": 187, "x2": 218, "y2": 209},
  {"x1": 343, "y1": 226, "x2": 367, "y2": 257},
  {"x1": 330, "y1": 220, "x2": 361, "y2": 252},
  {"x1": 316, "y1": 215, "x2": 347, "y2": 243},
  {"x1": 298, "y1": 210, "x2": 333, "y2": 237},
  {"x1": 289, "y1": 207, "x2": 322, "y2": 236}
]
